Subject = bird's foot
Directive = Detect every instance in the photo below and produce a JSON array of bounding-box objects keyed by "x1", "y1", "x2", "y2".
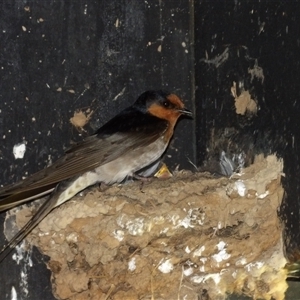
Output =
[
  {"x1": 132, "y1": 173, "x2": 152, "y2": 182},
  {"x1": 132, "y1": 173, "x2": 153, "y2": 193}
]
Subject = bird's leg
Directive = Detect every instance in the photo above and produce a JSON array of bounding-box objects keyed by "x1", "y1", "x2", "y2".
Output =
[
  {"x1": 132, "y1": 173, "x2": 152, "y2": 182},
  {"x1": 132, "y1": 173, "x2": 153, "y2": 193},
  {"x1": 98, "y1": 182, "x2": 109, "y2": 192}
]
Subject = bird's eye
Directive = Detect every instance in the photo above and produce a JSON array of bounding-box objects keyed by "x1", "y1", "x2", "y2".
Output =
[{"x1": 162, "y1": 100, "x2": 170, "y2": 108}]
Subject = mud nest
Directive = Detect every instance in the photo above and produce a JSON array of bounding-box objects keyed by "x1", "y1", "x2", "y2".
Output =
[{"x1": 7, "y1": 155, "x2": 287, "y2": 300}]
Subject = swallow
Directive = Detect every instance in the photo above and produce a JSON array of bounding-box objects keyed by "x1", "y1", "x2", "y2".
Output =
[{"x1": 0, "y1": 90, "x2": 192, "y2": 262}]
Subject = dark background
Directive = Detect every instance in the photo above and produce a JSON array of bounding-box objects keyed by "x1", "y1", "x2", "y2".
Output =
[{"x1": 0, "y1": 1, "x2": 299, "y2": 299}]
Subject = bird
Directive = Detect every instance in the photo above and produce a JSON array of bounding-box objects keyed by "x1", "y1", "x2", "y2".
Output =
[{"x1": 0, "y1": 90, "x2": 192, "y2": 262}]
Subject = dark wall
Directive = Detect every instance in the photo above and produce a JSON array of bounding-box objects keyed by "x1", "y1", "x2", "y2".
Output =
[
  {"x1": 0, "y1": 1, "x2": 194, "y2": 299},
  {"x1": 0, "y1": 1, "x2": 194, "y2": 185},
  {"x1": 195, "y1": 1, "x2": 300, "y2": 258}
]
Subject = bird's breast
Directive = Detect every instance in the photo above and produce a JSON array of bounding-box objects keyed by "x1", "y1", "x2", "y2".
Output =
[{"x1": 95, "y1": 136, "x2": 168, "y2": 184}]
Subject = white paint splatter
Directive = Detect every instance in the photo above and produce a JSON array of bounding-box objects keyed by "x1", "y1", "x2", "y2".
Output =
[
  {"x1": 13, "y1": 142, "x2": 26, "y2": 159},
  {"x1": 128, "y1": 257, "x2": 136, "y2": 271},
  {"x1": 158, "y1": 258, "x2": 173, "y2": 274}
]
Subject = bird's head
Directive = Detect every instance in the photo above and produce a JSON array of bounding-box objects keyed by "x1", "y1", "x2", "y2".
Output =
[{"x1": 134, "y1": 90, "x2": 192, "y2": 123}]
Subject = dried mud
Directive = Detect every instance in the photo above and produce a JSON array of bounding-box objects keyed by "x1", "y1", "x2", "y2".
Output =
[{"x1": 11, "y1": 155, "x2": 287, "y2": 299}]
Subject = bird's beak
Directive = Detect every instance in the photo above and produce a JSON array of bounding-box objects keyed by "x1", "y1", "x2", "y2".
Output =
[{"x1": 178, "y1": 108, "x2": 193, "y2": 117}]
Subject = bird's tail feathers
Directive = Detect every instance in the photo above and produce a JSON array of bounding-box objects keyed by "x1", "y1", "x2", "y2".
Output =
[{"x1": 0, "y1": 193, "x2": 57, "y2": 262}]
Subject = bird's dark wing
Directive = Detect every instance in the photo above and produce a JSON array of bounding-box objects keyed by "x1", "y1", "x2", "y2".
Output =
[{"x1": 0, "y1": 109, "x2": 168, "y2": 211}]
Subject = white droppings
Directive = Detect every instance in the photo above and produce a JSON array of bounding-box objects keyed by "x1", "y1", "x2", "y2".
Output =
[
  {"x1": 12, "y1": 242, "x2": 32, "y2": 266},
  {"x1": 245, "y1": 261, "x2": 264, "y2": 272},
  {"x1": 11, "y1": 286, "x2": 17, "y2": 300},
  {"x1": 158, "y1": 258, "x2": 173, "y2": 273},
  {"x1": 126, "y1": 218, "x2": 145, "y2": 235},
  {"x1": 66, "y1": 232, "x2": 78, "y2": 243},
  {"x1": 13, "y1": 142, "x2": 26, "y2": 159},
  {"x1": 192, "y1": 273, "x2": 221, "y2": 284},
  {"x1": 212, "y1": 250, "x2": 230, "y2": 263},
  {"x1": 38, "y1": 231, "x2": 50, "y2": 237},
  {"x1": 159, "y1": 227, "x2": 169, "y2": 234},
  {"x1": 12, "y1": 242, "x2": 32, "y2": 297},
  {"x1": 177, "y1": 215, "x2": 194, "y2": 228},
  {"x1": 169, "y1": 214, "x2": 179, "y2": 226},
  {"x1": 193, "y1": 245, "x2": 205, "y2": 257},
  {"x1": 235, "y1": 180, "x2": 246, "y2": 196},
  {"x1": 113, "y1": 229, "x2": 125, "y2": 241},
  {"x1": 236, "y1": 257, "x2": 247, "y2": 266},
  {"x1": 183, "y1": 267, "x2": 193, "y2": 276},
  {"x1": 212, "y1": 241, "x2": 230, "y2": 263},
  {"x1": 128, "y1": 257, "x2": 136, "y2": 271},
  {"x1": 181, "y1": 42, "x2": 186, "y2": 47},
  {"x1": 20, "y1": 270, "x2": 29, "y2": 295},
  {"x1": 191, "y1": 275, "x2": 203, "y2": 283},
  {"x1": 175, "y1": 208, "x2": 202, "y2": 229},
  {"x1": 200, "y1": 257, "x2": 207, "y2": 264},
  {"x1": 216, "y1": 241, "x2": 226, "y2": 251},
  {"x1": 185, "y1": 246, "x2": 191, "y2": 253},
  {"x1": 257, "y1": 190, "x2": 269, "y2": 199},
  {"x1": 116, "y1": 214, "x2": 148, "y2": 235}
]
